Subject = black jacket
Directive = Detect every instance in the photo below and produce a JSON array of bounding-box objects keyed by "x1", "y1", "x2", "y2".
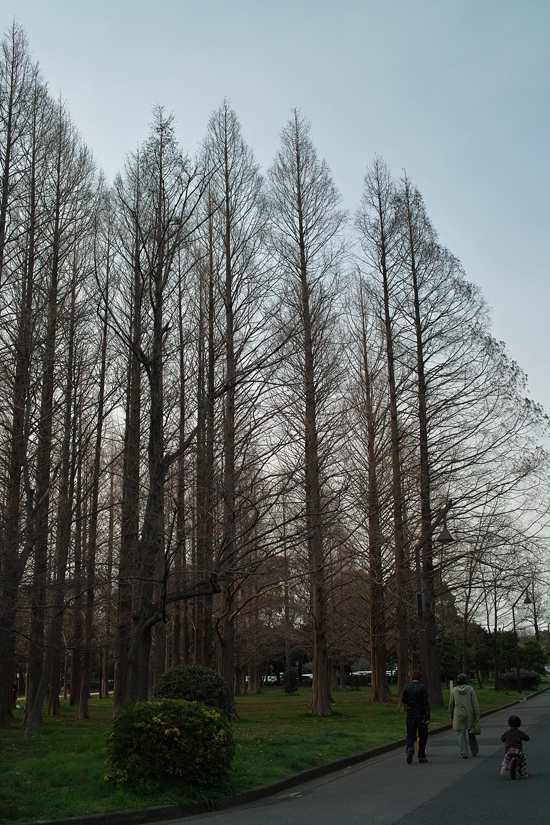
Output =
[
  {"x1": 402, "y1": 681, "x2": 430, "y2": 720},
  {"x1": 501, "y1": 728, "x2": 529, "y2": 751}
]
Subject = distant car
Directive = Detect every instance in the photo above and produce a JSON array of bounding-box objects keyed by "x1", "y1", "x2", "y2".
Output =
[{"x1": 300, "y1": 674, "x2": 313, "y2": 684}]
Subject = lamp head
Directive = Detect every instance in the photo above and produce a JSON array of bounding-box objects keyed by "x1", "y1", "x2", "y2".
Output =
[{"x1": 437, "y1": 516, "x2": 455, "y2": 544}]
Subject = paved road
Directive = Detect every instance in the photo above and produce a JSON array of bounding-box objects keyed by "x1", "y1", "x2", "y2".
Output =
[{"x1": 157, "y1": 689, "x2": 550, "y2": 825}]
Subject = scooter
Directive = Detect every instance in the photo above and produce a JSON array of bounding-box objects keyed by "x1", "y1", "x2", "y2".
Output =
[{"x1": 509, "y1": 751, "x2": 522, "y2": 780}]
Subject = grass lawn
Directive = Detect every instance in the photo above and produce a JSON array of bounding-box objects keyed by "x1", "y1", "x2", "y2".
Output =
[{"x1": 0, "y1": 682, "x2": 543, "y2": 823}]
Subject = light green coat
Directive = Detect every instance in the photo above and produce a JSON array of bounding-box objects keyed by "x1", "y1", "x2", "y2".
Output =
[{"x1": 449, "y1": 684, "x2": 480, "y2": 731}]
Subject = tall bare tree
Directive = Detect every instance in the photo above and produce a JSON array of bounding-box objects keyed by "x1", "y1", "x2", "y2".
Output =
[
  {"x1": 0, "y1": 33, "x2": 47, "y2": 726},
  {"x1": 25, "y1": 99, "x2": 96, "y2": 721},
  {"x1": 201, "y1": 101, "x2": 271, "y2": 713},
  {"x1": 0, "y1": 22, "x2": 36, "y2": 283},
  {"x1": 356, "y1": 157, "x2": 409, "y2": 704},
  {"x1": 112, "y1": 107, "x2": 209, "y2": 706},
  {"x1": 268, "y1": 111, "x2": 346, "y2": 715},
  {"x1": 347, "y1": 279, "x2": 390, "y2": 701}
]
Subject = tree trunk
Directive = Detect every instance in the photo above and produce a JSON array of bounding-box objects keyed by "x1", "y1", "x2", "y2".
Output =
[
  {"x1": 26, "y1": 153, "x2": 62, "y2": 721},
  {"x1": 298, "y1": 200, "x2": 332, "y2": 716},
  {"x1": 101, "y1": 468, "x2": 115, "y2": 699},
  {"x1": 401, "y1": 177, "x2": 443, "y2": 707},
  {"x1": 69, "y1": 456, "x2": 84, "y2": 706},
  {"x1": 218, "y1": 582, "x2": 238, "y2": 718},
  {"x1": 127, "y1": 236, "x2": 166, "y2": 705},
  {"x1": 48, "y1": 272, "x2": 78, "y2": 716},
  {"x1": 78, "y1": 245, "x2": 109, "y2": 720},
  {"x1": 378, "y1": 198, "x2": 408, "y2": 708},
  {"x1": 0, "y1": 67, "x2": 38, "y2": 727},
  {"x1": 113, "y1": 217, "x2": 142, "y2": 715},
  {"x1": 359, "y1": 287, "x2": 389, "y2": 703}
]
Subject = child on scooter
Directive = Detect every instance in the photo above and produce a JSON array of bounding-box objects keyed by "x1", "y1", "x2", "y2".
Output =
[{"x1": 500, "y1": 715, "x2": 530, "y2": 777}]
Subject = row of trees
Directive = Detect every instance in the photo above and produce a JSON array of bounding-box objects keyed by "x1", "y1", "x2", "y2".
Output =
[{"x1": 0, "y1": 23, "x2": 548, "y2": 728}]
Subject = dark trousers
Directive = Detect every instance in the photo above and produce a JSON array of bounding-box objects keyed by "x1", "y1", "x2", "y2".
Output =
[{"x1": 406, "y1": 715, "x2": 428, "y2": 758}]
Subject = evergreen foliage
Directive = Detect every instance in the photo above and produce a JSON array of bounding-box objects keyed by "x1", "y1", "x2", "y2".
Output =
[
  {"x1": 498, "y1": 670, "x2": 542, "y2": 691},
  {"x1": 152, "y1": 665, "x2": 233, "y2": 719},
  {"x1": 282, "y1": 668, "x2": 299, "y2": 695},
  {"x1": 105, "y1": 699, "x2": 235, "y2": 787},
  {"x1": 520, "y1": 639, "x2": 549, "y2": 674}
]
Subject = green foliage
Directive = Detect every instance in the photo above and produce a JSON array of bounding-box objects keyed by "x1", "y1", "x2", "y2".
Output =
[
  {"x1": 496, "y1": 631, "x2": 520, "y2": 671},
  {"x1": 282, "y1": 668, "x2": 298, "y2": 695},
  {"x1": 344, "y1": 674, "x2": 370, "y2": 688},
  {"x1": 498, "y1": 670, "x2": 542, "y2": 690},
  {"x1": 468, "y1": 624, "x2": 494, "y2": 673},
  {"x1": 519, "y1": 639, "x2": 549, "y2": 674},
  {"x1": 105, "y1": 699, "x2": 235, "y2": 788},
  {"x1": 438, "y1": 624, "x2": 497, "y2": 682},
  {"x1": 438, "y1": 633, "x2": 463, "y2": 681},
  {"x1": 152, "y1": 664, "x2": 233, "y2": 719}
]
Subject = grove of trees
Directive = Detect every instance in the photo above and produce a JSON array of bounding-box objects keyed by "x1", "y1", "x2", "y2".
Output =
[{"x1": 1, "y1": 23, "x2": 548, "y2": 728}]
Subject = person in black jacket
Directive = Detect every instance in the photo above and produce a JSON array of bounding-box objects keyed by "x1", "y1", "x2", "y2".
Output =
[{"x1": 402, "y1": 670, "x2": 430, "y2": 763}]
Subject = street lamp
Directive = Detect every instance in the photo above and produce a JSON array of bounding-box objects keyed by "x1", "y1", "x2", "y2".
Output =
[
  {"x1": 511, "y1": 586, "x2": 532, "y2": 692},
  {"x1": 528, "y1": 579, "x2": 540, "y2": 641},
  {"x1": 414, "y1": 501, "x2": 455, "y2": 686}
]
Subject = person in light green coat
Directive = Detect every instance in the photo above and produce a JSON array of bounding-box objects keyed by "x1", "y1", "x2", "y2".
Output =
[{"x1": 449, "y1": 673, "x2": 480, "y2": 758}]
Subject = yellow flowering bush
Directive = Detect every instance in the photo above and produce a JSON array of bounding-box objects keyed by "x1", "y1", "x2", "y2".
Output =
[{"x1": 105, "y1": 699, "x2": 234, "y2": 787}]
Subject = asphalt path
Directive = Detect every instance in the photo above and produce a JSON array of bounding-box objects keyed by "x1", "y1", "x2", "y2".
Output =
[{"x1": 156, "y1": 689, "x2": 550, "y2": 825}]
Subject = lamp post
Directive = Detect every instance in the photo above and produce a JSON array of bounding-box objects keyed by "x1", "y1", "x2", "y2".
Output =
[
  {"x1": 413, "y1": 500, "x2": 455, "y2": 686},
  {"x1": 511, "y1": 586, "x2": 532, "y2": 692},
  {"x1": 530, "y1": 580, "x2": 540, "y2": 642}
]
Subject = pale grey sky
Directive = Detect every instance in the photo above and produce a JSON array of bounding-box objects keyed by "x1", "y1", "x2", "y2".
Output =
[{"x1": 5, "y1": 0, "x2": 550, "y2": 413}]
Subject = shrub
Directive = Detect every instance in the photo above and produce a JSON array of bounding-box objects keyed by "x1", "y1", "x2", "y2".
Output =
[
  {"x1": 152, "y1": 664, "x2": 233, "y2": 719},
  {"x1": 344, "y1": 674, "x2": 371, "y2": 688},
  {"x1": 520, "y1": 638, "x2": 549, "y2": 674},
  {"x1": 105, "y1": 698, "x2": 234, "y2": 787},
  {"x1": 282, "y1": 668, "x2": 299, "y2": 695},
  {"x1": 498, "y1": 670, "x2": 542, "y2": 691}
]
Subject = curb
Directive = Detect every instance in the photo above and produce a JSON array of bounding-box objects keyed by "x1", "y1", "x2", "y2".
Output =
[{"x1": 16, "y1": 686, "x2": 550, "y2": 825}]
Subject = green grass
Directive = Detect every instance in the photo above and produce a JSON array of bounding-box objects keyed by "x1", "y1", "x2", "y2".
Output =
[
  {"x1": 231, "y1": 682, "x2": 538, "y2": 790},
  {"x1": 0, "y1": 681, "x2": 545, "y2": 823}
]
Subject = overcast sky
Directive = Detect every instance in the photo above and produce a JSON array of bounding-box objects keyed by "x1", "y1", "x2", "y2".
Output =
[{"x1": 5, "y1": 0, "x2": 550, "y2": 413}]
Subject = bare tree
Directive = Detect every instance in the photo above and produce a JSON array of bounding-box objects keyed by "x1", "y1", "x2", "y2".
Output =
[
  {"x1": 111, "y1": 107, "x2": 210, "y2": 706},
  {"x1": 201, "y1": 100, "x2": 272, "y2": 713},
  {"x1": 267, "y1": 111, "x2": 346, "y2": 715},
  {"x1": 25, "y1": 99, "x2": 96, "y2": 721},
  {"x1": 345, "y1": 278, "x2": 390, "y2": 701},
  {"x1": 0, "y1": 22, "x2": 36, "y2": 283},
  {"x1": 0, "y1": 31, "x2": 47, "y2": 726},
  {"x1": 356, "y1": 157, "x2": 409, "y2": 704}
]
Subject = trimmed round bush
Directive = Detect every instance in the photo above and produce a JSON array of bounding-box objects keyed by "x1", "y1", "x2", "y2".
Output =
[
  {"x1": 152, "y1": 664, "x2": 233, "y2": 719},
  {"x1": 498, "y1": 670, "x2": 542, "y2": 691},
  {"x1": 105, "y1": 698, "x2": 235, "y2": 787},
  {"x1": 344, "y1": 674, "x2": 371, "y2": 688}
]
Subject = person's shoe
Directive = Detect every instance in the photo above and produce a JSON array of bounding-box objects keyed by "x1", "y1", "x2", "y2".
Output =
[
  {"x1": 419, "y1": 757, "x2": 428, "y2": 763},
  {"x1": 500, "y1": 765, "x2": 506, "y2": 777},
  {"x1": 462, "y1": 755, "x2": 469, "y2": 759},
  {"x1": 406, "y1": 748, "x2": 414, "y2": 764}
]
